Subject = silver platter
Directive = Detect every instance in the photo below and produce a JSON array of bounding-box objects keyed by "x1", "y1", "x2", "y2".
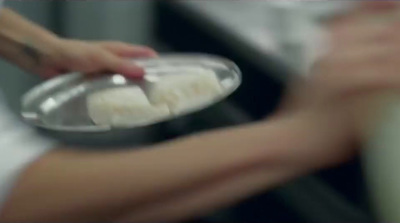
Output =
[{"x1": 21, "y1": 54, "x2": 242, "y2": 136}]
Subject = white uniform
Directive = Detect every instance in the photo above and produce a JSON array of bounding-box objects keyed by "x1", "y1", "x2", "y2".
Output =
[
  {"x1": 0, "y1": 92, "x2": 56, "y2": 211},
  {"x1": 0, "y1": 0, "x2": 56, "y2": 211}
]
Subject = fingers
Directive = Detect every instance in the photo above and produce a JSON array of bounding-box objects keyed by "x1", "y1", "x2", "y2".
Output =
[
  {"x1": 329, "y1": 1, "x2": 400, "y2": 43},
  {"x1": 312, "y1": 43, "x2": 400, "y2": 103},
  {"x1": 288, "y1": 1, "x2": 400, "y2": 125},
  {"x1": 324, "y1": 43, "x2": 400, "y2": 66},
  {"x1": 93, "y1": 50, "x2": 145, "y2": 78},
  {"x1": 332, "y1": 22, "x2": 399, "y2": 49},
  {"x1": 330, "y1": 15, "x2": 400, "y2": 53},
  {"x1": 277, "y1": 1, "x2": 400, "y2": 117},
  {"x1": 91, "y1": 42, "x2": 158, "y2": 78},
  {"x1": 49, "y1": 40, "x2": 157, "y2": 79},
  {"x1": 95, "y1": 41, "x2": 158, "y2": 58},
  {"x1": 359, "y1": 1, "x2": 400, "y2": 12}
]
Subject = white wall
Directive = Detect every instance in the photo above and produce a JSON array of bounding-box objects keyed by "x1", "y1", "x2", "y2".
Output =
[{"x1": 62, "y1": 1, "x2": 154, "y2": 45}]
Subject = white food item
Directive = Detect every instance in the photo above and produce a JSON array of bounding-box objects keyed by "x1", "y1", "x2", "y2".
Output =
[
  {"x1": 147, "y1": 68, "x2": 223, "y2": 115},
  {"x1": 87, "y1": 68, "x2": 223, "y2": 126},
  {"x1": 87, "y1": 87, "x2": 170, "y2": 126}
]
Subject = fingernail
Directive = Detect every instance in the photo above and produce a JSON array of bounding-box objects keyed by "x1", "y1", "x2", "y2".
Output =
[
  {"x1": 122, "y1": 63, "x2": 145, "y2": 79},
  {"x1": 147, "y1": 50, "x2": 158, "y2": 58}
]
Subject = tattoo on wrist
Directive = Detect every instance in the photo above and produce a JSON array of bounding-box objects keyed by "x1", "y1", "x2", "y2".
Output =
[{"x1": 21, "y1": 40, "x2": 41, "y2": 65}]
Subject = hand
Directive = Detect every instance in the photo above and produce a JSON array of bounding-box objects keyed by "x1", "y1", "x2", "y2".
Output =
[
  {"x1": 276, "y1": 2, "x2": 400, "y2": 167},
  {"x1": 19, "y1": 38, "x2": 157, "y2": 79},
  {"x1": 281, "y1": 2, "x2": 400, "y2": 111}
]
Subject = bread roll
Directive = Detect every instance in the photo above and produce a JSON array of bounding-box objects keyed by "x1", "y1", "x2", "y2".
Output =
[
  {"x1": 87, "y1": 87, "x2": 170, "y2": 126},
  {"x1": 87, "y1": 68, "x2": 222, "y2": 126},
  {"x1": 147, "y1": 69, "x2": 223, "y2": 115}
]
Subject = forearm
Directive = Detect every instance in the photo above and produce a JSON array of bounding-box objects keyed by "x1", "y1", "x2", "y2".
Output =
[
  {"x1": 117, "y1": 108, "x2": 353, "y2": 222},
  {"x1": 117, "y1": 162, "x2": 301, "y2": 223},
  {"x1": 0, "y1": 108, "x2": 351, "y2": 222},
  {"x1": 0, "y1": 123, "x2": 272, "y2": 222},
  {"x1": 0, "y1": 8, "x2": 60, "y2": 69}
]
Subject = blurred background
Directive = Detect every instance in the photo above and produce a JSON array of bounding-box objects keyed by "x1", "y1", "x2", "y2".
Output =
[{"x1": 0, "y1": 1, "x2": 376, "y2": 222}]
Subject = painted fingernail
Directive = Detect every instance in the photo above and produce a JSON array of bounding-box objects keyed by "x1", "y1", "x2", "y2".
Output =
[
  {"x1": 122, "y1": 63, "x2": 145, "y2": 78},
  {"x1": 146, "y1": 50, "x2": 158, "y2": 57}
]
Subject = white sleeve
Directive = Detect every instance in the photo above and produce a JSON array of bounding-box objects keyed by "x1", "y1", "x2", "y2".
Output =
[
  {"x1": 0, "y1": 95, "x2": 56, "y2": 212},
  {"x1": 0, "y1": 0, "x2": 55, "y2": 213}
]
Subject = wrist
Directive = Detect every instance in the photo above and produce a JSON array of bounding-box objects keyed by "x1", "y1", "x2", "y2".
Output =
[{"x1": 0, "y1": 8, "x2": 62, "y2": 71}]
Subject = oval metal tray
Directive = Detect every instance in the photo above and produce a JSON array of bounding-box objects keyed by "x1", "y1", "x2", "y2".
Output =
[{"x1": 20, "y1": 54, "x2": 242, "y2": 134}]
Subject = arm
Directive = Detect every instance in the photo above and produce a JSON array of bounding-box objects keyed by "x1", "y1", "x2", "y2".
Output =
[
  {"x1": 117, "y1": 107, "x2": 354, "y2": 223},
  {"x1": 0, "y1": 8, "x2": 155, "y2": 78},
  {"x1": 0, "y1": 108, "x2": 352, "y2": 223},
  {"x1": 0, "y1": 8, "x2": 59, "y2": 71}
]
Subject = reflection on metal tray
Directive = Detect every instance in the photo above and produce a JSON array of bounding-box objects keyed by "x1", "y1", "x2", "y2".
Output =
[{"x1": 20, "y1": 54, "x2": 241, "y2": 138}]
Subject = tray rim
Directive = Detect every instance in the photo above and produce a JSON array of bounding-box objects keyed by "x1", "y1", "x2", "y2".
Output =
[{"x1": 20, "y1": 53, "x2": 242, "y2": 133}]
